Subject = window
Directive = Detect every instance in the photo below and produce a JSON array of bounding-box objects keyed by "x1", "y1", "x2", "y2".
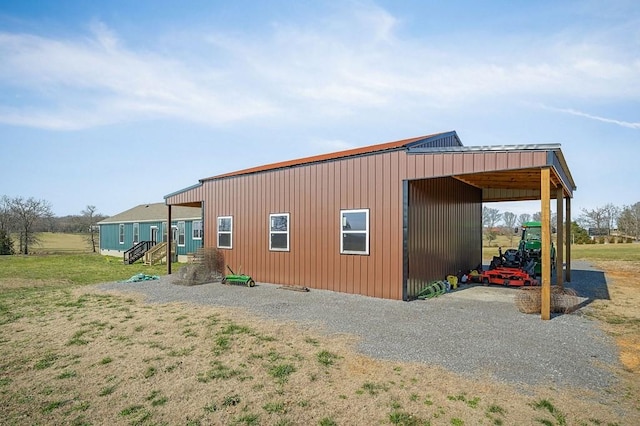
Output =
[
  {"x1": 269, "y1": 213, "x2": 290, "y2": 251},
  {"x1": 133, "y1": 223, "x2": 139, "y2": 244},
  {"x1": 193, "y1": 220, "x2": 203, "y2": 240},
  {"x1": 162, "y1": 222, "x2": 167, "y2": 242},
  {"x1": 217, "y1": 216, "x2": 232, "y2": 249},
  {"x1": 119, "y1": 224, "x2": 125, "y2": 245},
  {"x1": 177, "y1": 221, "x2": 186, "y2": 246},
  {"x1": 340, "y1": 209, "x2": 369, "y2": 255}
]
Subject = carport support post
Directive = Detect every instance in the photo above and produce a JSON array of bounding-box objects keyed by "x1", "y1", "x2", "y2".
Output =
[
  {"x1": 556, "y1": 188, "x2": 564, "y2": 289},
  {"x1": 566, "y1": 197, "x2": 571, "y2": 282},
  {"x1": 541, "y1": 168, "x2": 551, "y2": 320},
  {"x1": 167, "y1": 205, "x2": 172, "y2": 275}
]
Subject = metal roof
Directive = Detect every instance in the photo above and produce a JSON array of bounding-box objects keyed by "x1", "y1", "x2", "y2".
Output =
[
  {"x1": 98, "y1": 203, "x2": 201, "y2": 224},
  {"x1": 204, "y1": 131, "x2": 461, "y2": 181}
]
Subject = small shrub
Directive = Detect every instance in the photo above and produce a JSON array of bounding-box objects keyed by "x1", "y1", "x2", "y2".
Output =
[
  {"x1": 319, "y1": 418, "x2": 337, "y2": 426},
  {"x1": 99, "y1": 357, "x2": 113, "y2": 365}
]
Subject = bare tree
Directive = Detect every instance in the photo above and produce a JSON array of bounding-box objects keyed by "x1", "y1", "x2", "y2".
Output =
[
  {"x1": 0, "y1": 196, "x2": 15, "y2": 255},
  {"x1": 580, "y1": 206, "x2": 608, "y2": 235},
  {"x1": 80, "y1": 205, "x2": 100, "y2": 253},
  {"x1": 8, "y1": 196, "x2": 53, "y2": 255},
  {"x1": 618, "y1": 202, "x2": 640, "y2": 240},
  {"x1": 502, "y1": 211, "x2": 517, "y2": 246},
  {"x1": 532, "y1": 211, "x2": 542, "y2": 222},
  {"x1": 602, "y1": 203, "x2": 620, "y2": 234},
  {"x1": 482, "y1": 206, "x2": 502, "y2": 246},
  {"x1": 518, "y1": 213, "x2": 531, "y2": 227}
]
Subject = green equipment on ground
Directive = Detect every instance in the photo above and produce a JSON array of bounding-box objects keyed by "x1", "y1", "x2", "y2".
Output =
[
  {"x1": 221, "y1": 265, "x2": 255, "y2": 287},
  {"x1": 518, "y1": 221, "x2": 556, "y2": 276},
  {"x1": 417, "y1": 280, "x2": 450, "y2": 299}
]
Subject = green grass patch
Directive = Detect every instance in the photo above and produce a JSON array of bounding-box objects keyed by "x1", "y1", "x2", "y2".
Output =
[
  {"x1": 268, "y1": 363, "x2": 296, "y2": 383},
  {"x1": 531, "y1": 399, "x2": 566, "y2": 426},
  {"x1": 316, "y1": 350, "x2": 339, "y2": 367},
  {"x1": 56, "y1": 370, "x2": 77, "y2": 379},
  {"x1": 0, "y1": 253, "x2": 172, "y2": 286}
]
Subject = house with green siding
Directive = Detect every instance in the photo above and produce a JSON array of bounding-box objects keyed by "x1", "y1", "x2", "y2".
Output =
[{"x1": 98, "y1": 203, "x2": 202, "y2": 262}]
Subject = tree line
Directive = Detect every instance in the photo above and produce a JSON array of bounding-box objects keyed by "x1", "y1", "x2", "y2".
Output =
[
  {"x1": 482, "y1": 201, "x2": 640, "y2": 246},
  {"x1": 0, "y1": 195, "x2": 106, "y2": 255}
]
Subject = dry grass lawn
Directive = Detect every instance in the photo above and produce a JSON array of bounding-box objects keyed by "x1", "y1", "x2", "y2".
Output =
[{"x1": 1, "y1": 284, "x2": 637, "y2": 425}]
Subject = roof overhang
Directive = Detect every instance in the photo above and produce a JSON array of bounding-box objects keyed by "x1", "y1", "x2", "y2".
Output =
[{"x1": 408, "y1": 144, "x2": 576, "y2": 201}]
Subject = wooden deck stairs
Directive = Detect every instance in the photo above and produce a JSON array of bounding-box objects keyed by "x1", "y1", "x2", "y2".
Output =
[{"x1": 143, "y1": 242, "x2": 176, "y2": 265}]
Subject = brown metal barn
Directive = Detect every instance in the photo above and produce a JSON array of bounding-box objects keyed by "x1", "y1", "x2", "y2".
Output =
[{"x1": 165, "y1": 131, "x2": 576, "y2": 306}]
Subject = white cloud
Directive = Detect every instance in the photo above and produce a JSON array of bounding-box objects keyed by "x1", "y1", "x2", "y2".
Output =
[
  {"x1": 0, "y1": 3, "x2": 638, "y2": 130},
  {"x1": 540, "y1": 105, "x2": 640, "y2": 130}
]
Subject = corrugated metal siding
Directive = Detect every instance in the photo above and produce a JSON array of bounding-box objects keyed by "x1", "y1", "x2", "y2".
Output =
[
  {"x1": 201, "y1": 151, "x2": 405, "y2": 300},
  {"x1": 406, "y1": 150, "x2": 548, "y2": 178},
  {"x1": 165, "y1": 184, "x2": 205, "y2": 205},
  {"x1": 166, "y1": 148, "x2": 555, "y2": 300},
  {"x1": 406, "y1": 177, "x2": 482, "y2": 298}
]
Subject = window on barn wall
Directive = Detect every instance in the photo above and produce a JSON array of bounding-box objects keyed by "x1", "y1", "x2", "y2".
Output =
[
  {"x1": 340, "y1": 209, "x2": 369, "y2": 255},
  {"x1": 119, "y1": 224, "x2": 125, "y2": 245},
  {"x1": 133, "y1": 223, "x2": 139, "y2": 244},
  {"x1": 269, "y1": 213, "x2": 290, "y2": 251},
  {"x1": 217, "y1": 216, "x2": 232, "y2": 249},
  {"x1": 193, "y1": 220, "x2": 203, "y2": 240},
  {"x1": 177, "y1": 221, "x2": 186, "y2": 246}
]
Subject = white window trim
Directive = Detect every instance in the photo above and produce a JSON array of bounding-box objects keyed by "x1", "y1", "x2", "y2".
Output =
[
  {"x1": 217, "y1": 216, "x2": 233, "y2": 249},
  {"x1": 119, "y1": 223, "x2": 125, "y2": 245},
  {"x1": 177, "y1": 221, "x2": 186, "y2": 247},
  {"x1": 133, "y1": 222, "x2": 140, "y2": 244},
  {"x1": 150, "y1": 226, "x2": 159, "y2": 243},
  {"x1": 340, "y1": 209, "x2": 370, "y2": 255},
  {"x1": 269, "y1": 213, "x2": 290, "y2": 252},
  {"x1": 192, "y1": 220, "x2": 203, "y2": 240}
]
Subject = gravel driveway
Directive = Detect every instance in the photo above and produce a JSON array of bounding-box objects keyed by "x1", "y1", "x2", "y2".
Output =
[{"x1": 98, "y1": 260, "x2": 618, "y2": 391}]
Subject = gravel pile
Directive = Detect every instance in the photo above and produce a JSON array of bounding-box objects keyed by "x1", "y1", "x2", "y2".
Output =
[{"x1": 98, "y1": 260, "x2": 618, "y2": 390}]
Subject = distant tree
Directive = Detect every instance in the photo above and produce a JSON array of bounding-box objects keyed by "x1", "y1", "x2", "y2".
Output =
[
  {"x1": 602, "y1": 203, "x2": 620, "y2": 234},
  {"x1": 618, "y1": 202, "x2": 640, "y2": 240},
  {"x1": 581, "y1": 206, "x2": 608, "y2": 235},
  {"x1": 80, "y1": 205, "x2": 100, "y2": 253},
  {"x1": 517, "y1": 213, "x2": 531, "y2": 227},
  {"x1": 0, "y1": 229, "x2": 14, "y2": 255},
  {"x1": 502, "y1": 211, "x2": 517, "y2": 246},
  {"x1": 570, "y1": 221, "x2": 592, "y2": 244},
  {"x1": 482, "y1": 206, "x2": 502, "y2": 246},
  {"x1": 532, "y1": 211, "x2": 542, "y2": 222},
  {"x1": 1, "y1": 196, "x2": 16, "y2": 254},
  {"x1": 8, "y1": 196, "x2": 53, "y2": 255},
  {"x1": 0, "y1": 195, "x2": 14, "y2": 232}
]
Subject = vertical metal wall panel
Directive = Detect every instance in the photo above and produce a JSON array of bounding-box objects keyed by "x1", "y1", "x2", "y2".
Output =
[
  {"x1": 190, "y1": 148, "x2": 406, "y2": 300},
  {"x1": 406, "y1": 177, "x2": 482, "y2": 299}
]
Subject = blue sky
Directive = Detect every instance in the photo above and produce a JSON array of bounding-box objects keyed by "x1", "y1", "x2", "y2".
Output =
[{"x1": 1, "y1": 0, "x2": 638, "y2": 218}]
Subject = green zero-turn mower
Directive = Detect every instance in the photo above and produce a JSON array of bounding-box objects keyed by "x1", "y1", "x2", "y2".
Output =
[{"x1": 221, "y1": 265, "x2": 255, "y2": 287}]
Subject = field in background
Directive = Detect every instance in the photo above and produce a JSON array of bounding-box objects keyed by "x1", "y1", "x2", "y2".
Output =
[
  {"x1": 0, "y1": 237, "x2": 638, "y2": 424},
  {"x1": 23, "y1": 232, "x2": 93, "y2": 255}
]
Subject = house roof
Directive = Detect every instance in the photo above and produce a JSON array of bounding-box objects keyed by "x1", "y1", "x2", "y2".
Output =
[
  {"x1": 98, "y1": 203, "x2": 201, "y2": 224},
  {"x1": 204, "y1": 131, "x2": 461, "y2": 181}
]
